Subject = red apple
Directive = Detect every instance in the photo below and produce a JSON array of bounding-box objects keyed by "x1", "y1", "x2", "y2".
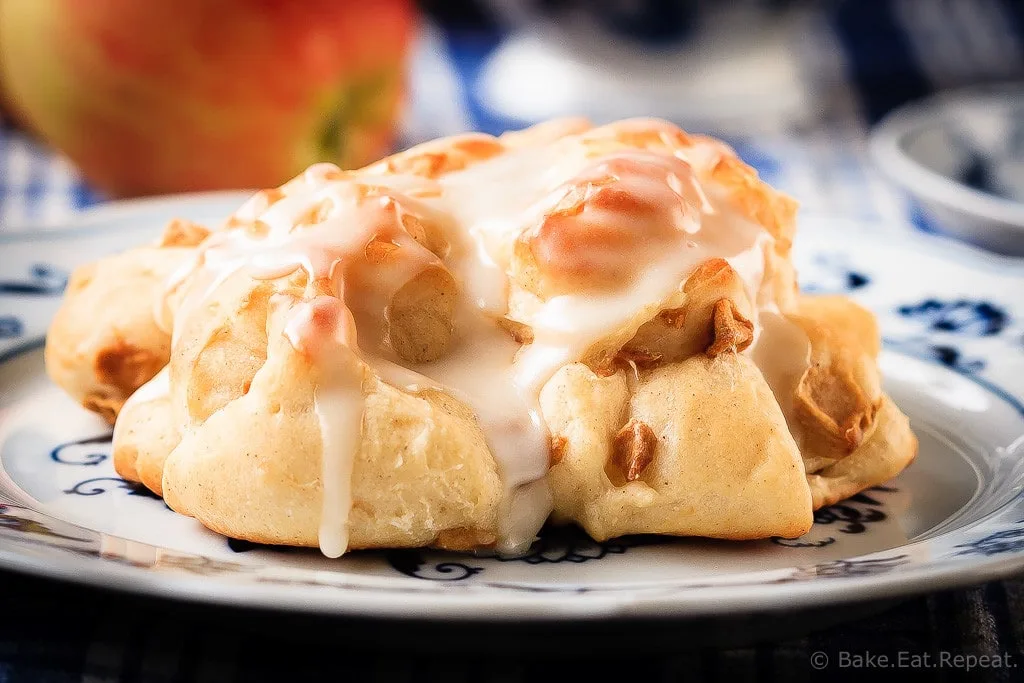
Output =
[{"x1": 0, "y1": 0, "x2": 414, "y2": 196}]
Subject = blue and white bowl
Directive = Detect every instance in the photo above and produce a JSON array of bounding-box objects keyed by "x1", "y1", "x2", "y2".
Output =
[{"x1": 870, "y1": 84, "x2": 1024, "y2": 255}]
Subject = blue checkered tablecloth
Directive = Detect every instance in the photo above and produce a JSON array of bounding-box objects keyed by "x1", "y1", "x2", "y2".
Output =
[{"x1": 1, "y1": 3, "x2": 1024, "y2": 681}]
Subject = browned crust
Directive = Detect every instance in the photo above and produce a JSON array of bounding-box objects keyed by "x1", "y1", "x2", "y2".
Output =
[
  {"x1": 159, "y1": 218, "x2": 210, "y2": 247},
  {"x1": 432, "y1": 527, "x2": 498, "y2": 551},
  {"x1": 808, "y1": 398, "x2": 919, "y2": 509},
  {"x1": 94, "y1": 339, "x2": 164, "y2": 396},
  {"x1": 550, "y1": 435, "x2": 569, "y2": 466}
]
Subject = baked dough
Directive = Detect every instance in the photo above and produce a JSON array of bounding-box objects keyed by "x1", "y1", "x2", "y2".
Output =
[
  {"x1": 45, "y1": 118, "x2": 917, "y2": 555},
  {"x1": 45, "y1": 219, "x2": 208, "y2": 423}
]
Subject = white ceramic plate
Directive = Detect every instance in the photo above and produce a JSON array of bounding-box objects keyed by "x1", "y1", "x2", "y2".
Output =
[{"x1": 1, "y1": 197, "x2": 1023, "y2": 621}]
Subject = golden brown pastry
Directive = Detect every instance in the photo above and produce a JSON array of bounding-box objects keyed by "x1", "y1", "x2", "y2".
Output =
[
  {"x1": 45, "y1": 118, "x2": 917, "y2": 556},
  {"x1": 44, "y1": 219, "x2": 209, "y2": 423}
]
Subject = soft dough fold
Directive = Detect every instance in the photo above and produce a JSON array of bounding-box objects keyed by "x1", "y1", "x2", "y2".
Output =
[{"x1": 543, "y1": 355, "x2": 814, "y2": 542}]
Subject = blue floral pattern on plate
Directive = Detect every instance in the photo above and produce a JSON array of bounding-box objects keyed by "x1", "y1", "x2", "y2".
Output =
[
  {"x1": 0, "y1": 264, "x2": 67, "y2": 345},
  {"x1": 955, "y1": 523, "x2": 1024, "y2": 557},
  {"x1": 0, "y1": 263, "x2": 68, "y2": 296},
  {"x1": 896, "y1": 299, "x2": 1008, "y2": 336},
  {"x1": 0, "y1": 316, "x2": 23, "y2": 339}
]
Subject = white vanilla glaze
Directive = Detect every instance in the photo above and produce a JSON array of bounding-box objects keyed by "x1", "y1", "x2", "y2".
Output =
[
  {"x1": 504, "y1": 150, "x2": 769, "y2": 401},
  {"x1": 160, "y1": 165, "x2": 450, "y2": 557},
  {"x1": 282, "y1": 295, "x2": 365, "y2": 558},
  {"x1": 125, "y1": 365, "x2": 170, "y2": 406},
  {"x1": 112, "y1": 366, "x2": 171, "y2": 452},
  {"x1": 751, "y1": 310, "x2": 813, "y2": 449},
  {"x1": 155, "y1": 126, "x2": 784, "y2": 557}
]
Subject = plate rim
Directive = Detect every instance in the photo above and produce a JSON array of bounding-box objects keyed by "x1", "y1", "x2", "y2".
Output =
[
  {"x1": 0, "y1": 190, "x2": 255, "y2": 243},
  {"x1": 0, "y1": 534, "x2": 1021, "y2": 621}
]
